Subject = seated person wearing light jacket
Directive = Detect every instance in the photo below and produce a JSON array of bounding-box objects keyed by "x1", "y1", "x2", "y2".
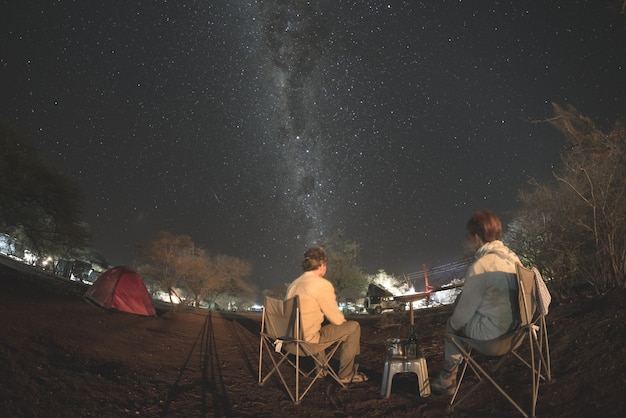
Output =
[{"x1": 431, "y1": 210, "x2": 521, "y2": 395}]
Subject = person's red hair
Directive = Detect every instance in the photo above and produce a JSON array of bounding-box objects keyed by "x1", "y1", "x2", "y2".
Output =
[{"x1": 466, "y1": 210, "x2": 502, "y2": 243}]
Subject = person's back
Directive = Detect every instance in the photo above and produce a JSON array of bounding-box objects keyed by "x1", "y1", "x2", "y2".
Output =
[
  {"x1": 286, "y1": 271, "x2": 344, "y2": 343},
  {"x1": 450, "y1": 242, "x2": 519, "y2": 340}
]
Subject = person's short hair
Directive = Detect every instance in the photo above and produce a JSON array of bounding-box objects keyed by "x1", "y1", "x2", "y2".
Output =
[
  {"x1": 302, "y1": 246, "x2": 327, "y2": 271},
  {"x1": 466, "y1": 210, "x2": 502, "y2": 243}
]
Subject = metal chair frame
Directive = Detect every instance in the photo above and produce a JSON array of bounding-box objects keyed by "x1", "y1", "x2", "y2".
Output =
[{"x1": 258, "y1": 296, "x2": 345, "y2": 404}]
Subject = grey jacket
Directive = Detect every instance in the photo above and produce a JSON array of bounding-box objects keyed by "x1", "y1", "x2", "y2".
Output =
[{"x1": 450, "y1": 240, "x2": 521, "y2": 340}]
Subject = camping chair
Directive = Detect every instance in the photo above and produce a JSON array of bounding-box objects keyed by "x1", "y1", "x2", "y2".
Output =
[
  {"x1": 257, "y1": 296, "x2": 346, "y2": 404},
  {"x1": 447, "y1": 263, "x2": 552, "y2": 418}
]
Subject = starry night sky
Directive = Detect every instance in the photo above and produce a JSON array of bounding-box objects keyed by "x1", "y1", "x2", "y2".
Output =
[{"x1": 2, "y1": 1, "x2": 625, "y2": 290}]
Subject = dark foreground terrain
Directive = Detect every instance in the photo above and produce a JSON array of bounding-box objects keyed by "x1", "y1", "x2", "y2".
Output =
[{"x1": 1, "y1": 255, "x2": 625, "y2": 417}]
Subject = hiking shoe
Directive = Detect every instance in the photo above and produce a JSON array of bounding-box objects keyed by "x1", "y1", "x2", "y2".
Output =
[
  {"x1": 339, "y1": 372, "x2": 369, "y2": 384},
  {"x1": 430, "y1": 374, "x2": 456, "y2": 396},
  {"x1": 431, "y1": 361, "x2": 458, "y2": 396}
]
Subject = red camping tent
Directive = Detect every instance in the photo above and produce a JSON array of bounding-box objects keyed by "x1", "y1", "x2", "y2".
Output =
[{"x1": 84, "y1": 266, "x2": 156, "y2": 316}]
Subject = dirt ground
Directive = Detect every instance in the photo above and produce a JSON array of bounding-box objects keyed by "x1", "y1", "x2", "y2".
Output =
[{"x1": 1, "y1": 256, "x2": 625, "y2": 417}]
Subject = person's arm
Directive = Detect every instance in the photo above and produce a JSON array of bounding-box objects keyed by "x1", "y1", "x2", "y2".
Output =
[
  {"x1": 449, "y1": 262, "x2": 486, "y2": 331},
  {"x1": 317, "y1": 280, "x2": 346, "y2": 325}
]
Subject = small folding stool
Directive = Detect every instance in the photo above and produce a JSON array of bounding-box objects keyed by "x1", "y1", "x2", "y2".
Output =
[{"x1": 381, "y1": 355, "x2": 430, "y2": 398}]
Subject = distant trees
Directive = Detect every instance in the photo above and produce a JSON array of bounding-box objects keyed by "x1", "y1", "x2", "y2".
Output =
[
  {"x1": 176, "y1": 246, "x2": 213, "y2": 308},
  {"x1": 264, "y1": 282, "x2": 289, "y2": 300},
  {"x1": 0, "y1": 123, "x2": 91, "y2": 261},
  {"x1": 136, "y1": 231, "x2": 253, "y2": 307},
  {"x1": 136, "y1": 232, "x2": 193, "y2": 304},
  {"x1": 510, "y1": 103, "x2": 626, "y2": 296},
  {"x1": 368, "y1": 269, "x2": 409, "y2": 295},
  {"x1": 179, "y1": 252, "x2": 253, "y2": 309},
  {"x1": 324, "y1": 239, "x2": 369, "y2": 301}
]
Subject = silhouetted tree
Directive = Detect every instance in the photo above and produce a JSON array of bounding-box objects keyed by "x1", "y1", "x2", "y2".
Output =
[
  {"x1": 324, "y1": 238, "x2": 369, "y2": 301},
  {"x1": 176, "y1": 246, "x2": 213, "y2": 308},
  {"x1": 511, "y1": 103, "x2": 626, "y2": 295},
  {"x1": 264, "y1": 283, "x2": 289, "y2": 299},
  {"x1": 137, "y1": 231, "x2": 254, "y2": 308},
  {"x1": 0, "y1": 124, "x2": 91, "y2": 260},
  {"x1": 208, "y1": 254, "x2": 253, "y2": 302},
  {"x1": 136, "y1": 231, "x2": 193, "y2": 304},
  {"x1": 177, "y1": 250, "x2": 253, "y2": 308}
]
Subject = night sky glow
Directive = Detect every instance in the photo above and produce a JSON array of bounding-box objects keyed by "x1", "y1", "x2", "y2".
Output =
[{"x1": 2, "y1": 1, "x2": 625, "y2": 290}]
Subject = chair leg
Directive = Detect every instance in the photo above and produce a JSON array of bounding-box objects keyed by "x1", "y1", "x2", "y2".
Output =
[
  {"x1": 449, "y1": 354, "x2": 483, "y2": 410},
  {"x1": 292, "y1": 342, "x2": 346, "y2": 403},
  {"x1": 448, "y1": 336, "x2": 531, "y2": 418},
  {"x1": 258, "y1": 337, "x2": 263, "y2": 384},
  {"x1": 466, "y1": 354, "x2": 530, "y2": 417},
  {"x1": 540, "y1": 317, "x2": 552, "y2": 382},
  {"x1": 295, "y1": 348, "x2": 300, "y2": 404},
  {"x1": 259, "y1": 337, "x2": 346, "y2": 404},
  {"x1": 380, "y1": 360, "x2": 392, "y2": 397},
  {"x1": 302, "y1": 343, "x2": 346, "y2": 389},
  {"x1": 259, "y1": 353, "x2": 297, "y2": 402}
]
